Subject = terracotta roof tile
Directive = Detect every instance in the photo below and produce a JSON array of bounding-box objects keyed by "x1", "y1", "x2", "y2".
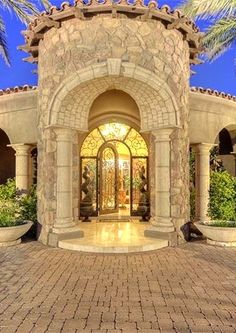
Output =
[
  {"x1": 1, "y1": 85, "x2": 236, "y2": 104},
  {"x1": 0, "y1": 85, "x2": 37, "y2": 96},
  {"x1": 190, "y1": 87, "x2": 236, "y2": 102},
  {"x1": 20, "y1": 0, "x2": 202, "y2": 64}
]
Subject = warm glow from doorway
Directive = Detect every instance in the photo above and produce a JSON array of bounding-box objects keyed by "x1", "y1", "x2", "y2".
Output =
[{"x1": 80, "y1": 122, "x2": 148, "y2": 157}]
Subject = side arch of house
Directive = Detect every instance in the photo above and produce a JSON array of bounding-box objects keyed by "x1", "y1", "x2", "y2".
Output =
[
  {"x1": 190, "y1": 91, "x2": 236, "y2": 176},
  {"x1": 0, "y1": 90, "x2": 38, "y2": 186}
]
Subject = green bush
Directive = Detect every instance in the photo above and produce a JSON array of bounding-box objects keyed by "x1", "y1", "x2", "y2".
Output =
[
  {"x1": 19, "y1": 185, "x2": 37, "y2": 223},
  {"x1": 0, "y1": 179, "x2": 37, "y2": 227},
  {"x1": 0, "y1": 200, "x2": 22, "y2": 227},
  {"x1": 209, "y1": 220, "x2": 236, "y2": 227},
  {"x1": 190, "y1": 186, "x2": 195, "y2": 221},
  {"x1": 209, "y1": 171, "x2": 236, "y2": 221},
  {"x1": 0, "y1": 179, "x2": 17, "y2": 200},
  {"x1": 189, "y1": 148, "x2": 236, "y2": 223}
]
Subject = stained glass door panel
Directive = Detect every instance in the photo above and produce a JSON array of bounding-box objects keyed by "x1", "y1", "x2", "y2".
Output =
[{"x1": 99, "y1": 144, "x2": 118, "y2": 214}]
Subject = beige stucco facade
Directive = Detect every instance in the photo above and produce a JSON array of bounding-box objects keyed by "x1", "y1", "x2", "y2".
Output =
[{"x1": 0, "y1": 1, "x2": 236, "y2": 247}]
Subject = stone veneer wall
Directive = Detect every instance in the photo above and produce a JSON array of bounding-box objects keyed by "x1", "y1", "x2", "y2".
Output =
[{"x1": 37, "y1": 14, "x2": 190, "y2": 243}]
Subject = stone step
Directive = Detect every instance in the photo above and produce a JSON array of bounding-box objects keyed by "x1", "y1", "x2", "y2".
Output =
[
  {"x1": 48, "y1": 229, "x2": 84, "y2": 247},
  {"x1": 97, "y1": 215, "x2": 131, "y2": 222}
]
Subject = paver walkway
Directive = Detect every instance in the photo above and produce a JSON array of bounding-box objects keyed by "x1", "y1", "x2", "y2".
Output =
[{"x1": 0, "y1": 241, "x2": 236, "y2": 333}]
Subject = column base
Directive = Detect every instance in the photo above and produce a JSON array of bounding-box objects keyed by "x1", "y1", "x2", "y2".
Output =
[
  {"x1": 49, "y1": 222, "x2": 84, "y2": 247},
  {"x1": 149, "y1": 217, "x2": 175, "y2": 232},
  {"x1": 144, "y1": 217, "x2": 177, "y2": 246},
  {"x1": 144, "y1": 227, "x2": 177, "y2": 247},
  {"x1": 53, "y1": 218, "x2": 76, "y2": 230}
]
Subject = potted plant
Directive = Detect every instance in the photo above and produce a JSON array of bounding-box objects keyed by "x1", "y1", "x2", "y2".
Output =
[
  {"x1": 0, "y1": 179, "x2": 33, "y2": 246},
  {"x1": 195, "y1": 170, "x2": 236, "y2": 246}
]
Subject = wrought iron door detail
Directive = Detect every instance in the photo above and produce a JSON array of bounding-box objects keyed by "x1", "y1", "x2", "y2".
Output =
[
  {"x1": 80, "y1": 123, "x2": 149, "y2": 219},
  {"x1": 99, "y1": 144, "x2": 118, "y2": 214}
]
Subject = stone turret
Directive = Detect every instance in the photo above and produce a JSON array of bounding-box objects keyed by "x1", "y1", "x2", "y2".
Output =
[{"x1": 19, "y1": 0, "x2": 202, "y2": 244}]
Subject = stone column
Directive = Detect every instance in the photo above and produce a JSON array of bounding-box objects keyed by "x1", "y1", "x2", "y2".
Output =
[
  {"x1": 193, "y1": 143, "x2": 215, "y2": 222},
  {"x1": 230, "y1": 152, "x2": 236, "y2": 176},
  {"x1": 53, "y1": 127, "x2": 75, "y2": 230},
  {"x1": 9, "y1": 144, "x2": 32, "y2": 192},
  {"x1": 150, "y1": 127, "x2": 175, "y2": 233}
]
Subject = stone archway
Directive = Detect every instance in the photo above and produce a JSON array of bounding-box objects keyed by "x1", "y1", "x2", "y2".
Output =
[
  {"x1": 0, "y1": 129, "x2": 15, "y2": 184},
  {"x1": 47, "y1": 61, "x2": 180, "y2": 132},
  {"x1": 38, "y1": 64, "x2": 190, "y2": 246},
  {"x1": 217, "y1": 124, "x2": 236, "y2": 176}
]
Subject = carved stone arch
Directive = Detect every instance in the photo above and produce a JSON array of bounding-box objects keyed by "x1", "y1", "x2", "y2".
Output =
[{"x1": 47, "y1": 60, "x2": 180, "y2": 132}]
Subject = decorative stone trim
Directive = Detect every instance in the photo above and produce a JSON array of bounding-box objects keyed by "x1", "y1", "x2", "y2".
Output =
[
  {"x1": 191, "y1": 87, "x2": 236, "y2": 102},
  {"x1": 19, "y1": 0, "x2": 201, "y2": 63},
  {"x1": 0, "y1": 85, "x2": 37, "y2": 96},
  {"x1": 1, "y1": 85, "x2": 236, "y2": 104},
  {"x1": 47, "y1": 62, "x2": 179, "y2": 131}
]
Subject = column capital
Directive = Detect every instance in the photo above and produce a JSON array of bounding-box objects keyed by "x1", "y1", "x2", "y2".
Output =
[
  {"x1": 192, "y1": 143, "x2": 217, "y2": 154},
  {"x1": 8, "y1": 143, "x2": 32, "y2": 155},
  {"x1": 52, "y1": 126, "x2": 77, "y2": 142},
  {"x1": 151, "y1": 126, "x2": 179, "y2": 142}
]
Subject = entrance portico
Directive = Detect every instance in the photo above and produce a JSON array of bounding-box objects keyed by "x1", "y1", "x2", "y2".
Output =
[
  {"x1": 17, "y1": 0, "x2": 202, "y2": 249},
  {"x1": 1, "y1": 1, "x2": 235, "y2": 252}
]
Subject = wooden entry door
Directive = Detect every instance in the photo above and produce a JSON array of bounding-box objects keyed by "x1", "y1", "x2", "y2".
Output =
[{"x1": 99, "y1": 143, "x2": 119, "y2": 215}]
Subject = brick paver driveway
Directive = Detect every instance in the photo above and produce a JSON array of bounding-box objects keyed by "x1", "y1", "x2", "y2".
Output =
[{"x1": 0, "y1": 241, "x2": 236, "y2": 333}]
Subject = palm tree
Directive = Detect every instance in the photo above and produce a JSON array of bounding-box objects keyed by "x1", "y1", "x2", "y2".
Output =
[
  {"x1": 0, "y1": 0, "x2": 50, "y2": 65},
  {"x1": 180, "y1": 0, "x2": 236, "y2": 60}
]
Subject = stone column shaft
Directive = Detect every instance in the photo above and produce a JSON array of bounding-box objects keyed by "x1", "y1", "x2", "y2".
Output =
[
  {"x1": 151, "y1": 128, "x2": 175, "y2": 232},
  {"x1": 193, "y1": 143, "x2": 214, "y2": 222},
  {"x1": 230, "y1": 152, "x2": 236, "y2": 176},
  {"x1": 53, "y1": 127, "x2": 75, "y2": 229},
  {"x1": 9, "y1": 144, "x2": 32, "y2": 192}
]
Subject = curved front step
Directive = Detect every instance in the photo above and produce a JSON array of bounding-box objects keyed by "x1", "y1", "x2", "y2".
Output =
[{"x1": 58, "y1": 221, "x2": 168, "y2": 253}]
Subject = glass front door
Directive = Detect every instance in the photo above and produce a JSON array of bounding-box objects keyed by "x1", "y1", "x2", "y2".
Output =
[
  {"x1": 99, "y1": 144, "x2": 119, "y2": 214},
  {"x1": 80, "y1": 122, "x2": 149, "y2": 219}
]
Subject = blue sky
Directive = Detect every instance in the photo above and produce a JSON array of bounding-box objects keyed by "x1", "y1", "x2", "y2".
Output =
[{"x1": 0, "y1": 0, "x2": 235, "y2": 95}]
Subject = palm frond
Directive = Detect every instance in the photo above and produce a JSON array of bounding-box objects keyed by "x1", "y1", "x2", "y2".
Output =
[
  {"x1": 180, "y1": 0, "x2": 236, "y2": 20},
  {"x1": 203, "y1": 17, "x2": 236, "y2": 59},
  {"x1": 1, "y1": 0, "x2": 39, "y2": 23},
  {"x1": 0, "y1": 0, "x2": 52, "y2": 24},
  {"x1": 36, "y1": 0, "x2": 51, "y2": 11},
  {"x1": 0, "y1": 15, "x2": 10, "y2": 65}
]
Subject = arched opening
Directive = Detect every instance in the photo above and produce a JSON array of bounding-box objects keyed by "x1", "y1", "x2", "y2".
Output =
[
  {"x1": 89, "y1": 89, "x2": 140, "y2": 128},
  {"x1": 217, "y1": 127, "x2": 236, "y2": 176},
  {"x1": 219, "y1": 129, "x2": 233, "y2": 154},
  {"x1": 0, "y1": 129, "x2": 15, "y2": 184},
  {"x1": 80, "y1": 122, "x2": 149, "y2": 219}
]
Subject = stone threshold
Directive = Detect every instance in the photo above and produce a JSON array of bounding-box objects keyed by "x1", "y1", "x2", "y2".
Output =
[{"x1": 58, "y1": 238, "x2": 168, "y2": 253}]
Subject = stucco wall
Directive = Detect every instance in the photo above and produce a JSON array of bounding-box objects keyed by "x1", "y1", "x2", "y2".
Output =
[
  {"x1": 0, "y1": 91, "x2": 37, "y2": 144},
  {"x1": 1, "y1": 90, "x2": 235, "y2": 153},
  {"x1": 189, "y1": 93, "x2": 236, "y2": 144}
]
